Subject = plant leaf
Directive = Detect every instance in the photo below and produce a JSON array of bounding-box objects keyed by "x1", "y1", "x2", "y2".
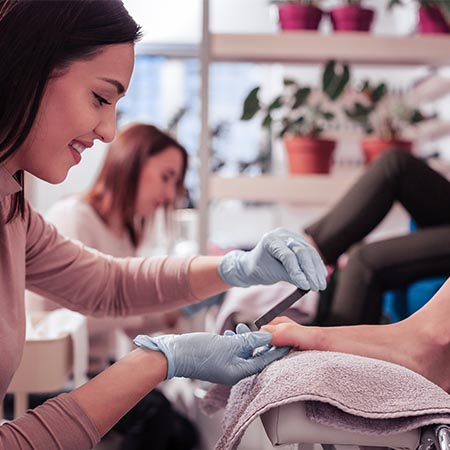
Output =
[
  {"x1": 291, "y1": 116, "x2": 305, "y2": 127},
  {"x1": 311, "y1": 127, "x2": 323, "y2": 138},
  {"x1": 293, "y1": 87, "x2": 311, "y2": 109},
  {"x1": 333, "y1": 64, "x2": 351, "y2": 100},
  {"x1": 323, "y1": 61, "x2": 351, "y2": 101},
  {"x1": 372, "y1": 83, "x2": 387, "y2": 103},
  {"x1": 241, "y1": 87, "x2": 261, "y2": 121},
  {"x1": 262, "y1": 113, "x2": 273, "y2": 129},
  {"x1": 278, "y1": 122, "x2": 291, "y2": 138},
  {"x1": 284, "y1": 78, "x2": 297, "y2": 86},
  {"x1": 345, "y1": 102, "x2": 373, "y2": 119},
  {"x1": 322, "y1": 60, "x2": 336, "y2": 95},
  {"x1": 321, "y1": 111, "x2": 335, "y2": 120},
  {"x1": 268, "y1": 96, "x2": 283, "y2": 111},
  {"x1": 387, "y1": 0, "x2": 404, "y2": 9}
]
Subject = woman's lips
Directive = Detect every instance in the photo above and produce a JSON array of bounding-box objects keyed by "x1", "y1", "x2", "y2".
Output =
[{"x1": 69, "y1": 145, "x2": 82, "y2": 164}]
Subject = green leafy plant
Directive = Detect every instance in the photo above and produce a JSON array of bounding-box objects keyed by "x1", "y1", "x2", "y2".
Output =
[
  {"x1": 241, "y1": 60, "x2": 351, "y2": 139},
  {"x1": 345, "y1": 80, "x2": 436, "y2": 140}
]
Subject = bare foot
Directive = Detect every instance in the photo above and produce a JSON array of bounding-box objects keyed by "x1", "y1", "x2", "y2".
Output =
[{"x1": 263, "y1": 316, "x2": 450, "y2": 393}]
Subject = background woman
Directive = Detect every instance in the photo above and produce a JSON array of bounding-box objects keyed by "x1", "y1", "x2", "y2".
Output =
[{"x1": 28, "y1": 123, "x2": 190, "y2": 375}]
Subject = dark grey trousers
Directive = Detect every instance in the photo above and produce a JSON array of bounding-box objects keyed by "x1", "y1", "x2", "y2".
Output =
[{"x1": 305, "y1": 149, "x2": 450, "y2": 325}]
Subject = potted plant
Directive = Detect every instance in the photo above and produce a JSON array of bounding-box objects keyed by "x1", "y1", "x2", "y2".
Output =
[
  {"x1": 271, "y1": 0, "x2": 324, "y2": 31},
  {"x1": 329, "y1": 0, "x2": 376, "y2": 32},
  {"x1": 241, "y1": 60, "x2": 350, "y2": 174},
  {"x1": 387, "y1": 0, "x2": 450, "y2": 34},
  {"x1": 345, "y1": 80, "x2": 436, "y2": 164}
]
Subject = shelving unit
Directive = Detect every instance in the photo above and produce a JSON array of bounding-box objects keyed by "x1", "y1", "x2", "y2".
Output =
[
  {"x1": 210, "y1": 32, "x2": 450, "y2": 66},
  {"x1": 198, "y1": 1, "x2": 450, "y2": 253},
  {"x1": 209, "y1": 171, "x2": 362, "y2": 205}
]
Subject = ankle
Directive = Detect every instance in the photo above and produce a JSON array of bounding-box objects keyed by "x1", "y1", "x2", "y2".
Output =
[
  {"x1": 302, "y1": 326, "x2": 331, "y2": 352},
  {"x1": 421, "y1": 323, "x2": 450, "y2": 355}
]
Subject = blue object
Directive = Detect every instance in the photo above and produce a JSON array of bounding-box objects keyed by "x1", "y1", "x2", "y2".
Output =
[
  {"x1": 181, "y1": 293, "x2": 225, "y2": 317},
  {"x1": 382, "y1": 220, "x2": 446, "y2": 322},
  {"x1": 383, "y1": 277, "x2": 445, "y2": 323}
]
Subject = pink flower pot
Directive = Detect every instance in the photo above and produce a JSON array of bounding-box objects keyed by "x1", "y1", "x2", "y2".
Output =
[
  {"x1": 418, "y1": 6, "x2": 450, "y2": 34},
  {"x1": 277, "y1": 4, "x2": 323, "y2": 31},
  {"x1": 329, "y1": 5, "x2": 375, "y2": 32}
]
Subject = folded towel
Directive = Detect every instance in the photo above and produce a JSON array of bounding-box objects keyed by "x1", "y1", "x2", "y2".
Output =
[{"x1": 201, "y1": 351, "x2": 450, "y2": 450}]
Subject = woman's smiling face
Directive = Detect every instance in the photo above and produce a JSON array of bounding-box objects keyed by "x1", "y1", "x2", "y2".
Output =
[{"x1": 6, "y1": 43, "x2": 135, "y2": 183}]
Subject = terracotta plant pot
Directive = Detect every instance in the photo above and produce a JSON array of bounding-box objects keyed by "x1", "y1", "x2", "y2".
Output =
[
  {"x1": 329, "y1": 5, "x2": 375, "y2": 32},
  {"x1": 361, "y1": 138, "x2": 412, "y2": 165},
  {"x1": 418, "y1": 6, "x2": 450, "y2": 34},
  {"x1": 284, "y1": 136, "x2": 335, "y2": 174},
  {"x1": 277, "y1": 4, "x2": 323, "y2": 31}
]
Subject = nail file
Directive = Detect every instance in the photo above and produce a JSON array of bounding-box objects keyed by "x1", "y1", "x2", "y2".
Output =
[{"x1": 254, "y1": 288, "x2": 310, "y2": 329}]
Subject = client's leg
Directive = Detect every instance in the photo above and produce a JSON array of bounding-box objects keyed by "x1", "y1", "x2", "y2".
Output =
[
  {"x1": 328, "y1": 226, "x2": 450, "y2": 324},
  {"x1": 305, "y1": 150, "x2": 450, "y2": 265},
  {"x1": 264, "y1": 277, "x2": 450, "y2": 392}
]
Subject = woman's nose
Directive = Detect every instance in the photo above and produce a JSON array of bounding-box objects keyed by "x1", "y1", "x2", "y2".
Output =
[
  {"x1": 166, "y1": 183, "x2": 177, "y2": 204},
  {"x1": 94, "y1": 109, "x2": 117, "y2": 143}
]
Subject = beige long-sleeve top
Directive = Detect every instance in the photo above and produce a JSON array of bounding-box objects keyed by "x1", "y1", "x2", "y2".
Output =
[
  {"x1": 26, "y1": 196, "x2": 178, "y2": 373},
  {"x1": 0, "y1": 166, "x2": 198, "y2": 449}
]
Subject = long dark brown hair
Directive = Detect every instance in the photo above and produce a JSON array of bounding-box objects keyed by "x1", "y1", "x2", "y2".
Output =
[
  {"x1": 0, "y1": 0, "x2": 141, "y2": 222},
  {"x1": 84, "y1": 123, "x2": 189, "y2": 247}
]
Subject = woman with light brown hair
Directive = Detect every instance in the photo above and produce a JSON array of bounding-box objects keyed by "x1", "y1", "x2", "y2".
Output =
[
  {"x1": 84, "y1": 122, "x2": 188, "y2": 249},
  {"x1": 28, "y1": 123, "x2": 190, "y2": 375}
]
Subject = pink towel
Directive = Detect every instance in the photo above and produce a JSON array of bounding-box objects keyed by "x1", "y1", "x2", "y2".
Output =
[{"x1": 201, "y1": 351, "x2": 450, "y2": 450}]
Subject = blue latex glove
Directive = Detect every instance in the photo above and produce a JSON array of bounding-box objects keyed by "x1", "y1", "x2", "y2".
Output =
[
  {"x1": 218, "y1": 228, "x2": 327, "y2": 291},
  {"x1": 224, "y1": 323, "x2": 292, "y2": 357},
  {"x1": 133, "y1": 330, "x2": 290, "y2": 385}
]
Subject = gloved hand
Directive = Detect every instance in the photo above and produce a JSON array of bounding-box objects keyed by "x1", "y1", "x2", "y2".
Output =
[
  {"x1": 133, "y1": 329, "x2": 290, "y2": 385},
  {"x1": 218, "y1": 228, "x2": 327, "y2": 291},
  {"x1": 224, "y1": 322, "x2": 292, "y2": 357},
  {"x1": 224, "y1": 322, "x2": 255, "y2": 336}
]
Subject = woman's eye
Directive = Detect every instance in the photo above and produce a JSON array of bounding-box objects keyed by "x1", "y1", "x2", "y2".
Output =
[{"x1": 92, "y1": 92, "x2": 111, "y2": 107}]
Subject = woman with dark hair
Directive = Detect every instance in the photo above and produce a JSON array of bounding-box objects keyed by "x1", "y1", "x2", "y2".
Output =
[{"x1": 0, "y1": 1, "x2": 326, "y2": 448}]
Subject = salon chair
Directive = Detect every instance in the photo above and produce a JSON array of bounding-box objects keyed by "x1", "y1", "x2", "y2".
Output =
[
  {"x1": 260, "y1": 402, "x2": 450, "y2": 450},
  {"x1": 3, "y1": 310, "x2": 86, "y2": 419}
]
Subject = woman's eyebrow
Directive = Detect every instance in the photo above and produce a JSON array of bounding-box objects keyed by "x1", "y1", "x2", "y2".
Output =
[{"x1": 97, "y1": 77, "x2": 125, "y2": 95}]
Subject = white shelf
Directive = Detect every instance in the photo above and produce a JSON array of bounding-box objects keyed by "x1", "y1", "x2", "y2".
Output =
[
  {"x1": 211, "y1": 32, "x2": 450, "y2": 66},
  {"x1": 209, "y1": 171, "x2": 362, "y2": 205},
  {"x1": 198, "y1": 3, "x2": 450, "y2": 252}
]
